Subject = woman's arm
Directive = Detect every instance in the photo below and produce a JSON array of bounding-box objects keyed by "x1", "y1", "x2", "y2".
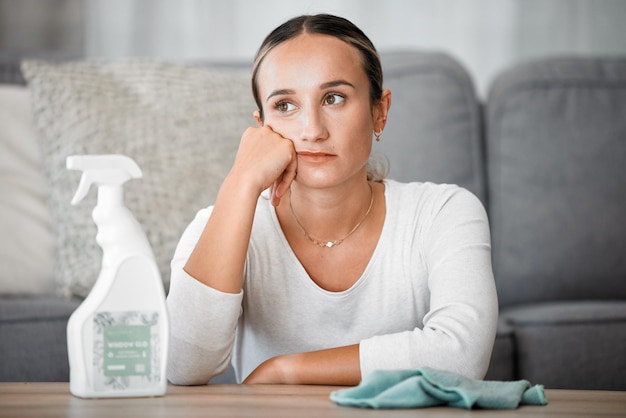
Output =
[
  {"x1": 167, "y1": 207, "x2": 244, "y2": 384},
  {"x1": 360, "y1": 188, "x2": 498, "y2": 380},
  {"x1": 167, "y1": 126, "x2": 297, "y2": 385},
  {"x1": 184, "y1": 126, "x2": 297, "y2": 293},
  {"x1": 243, "y1": 344, "x2": 361, "y2": 385}
]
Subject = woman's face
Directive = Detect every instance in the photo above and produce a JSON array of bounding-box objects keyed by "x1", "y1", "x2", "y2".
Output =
[{"x1": 255, "y1": 33, "x2": 385, "y2": 189}]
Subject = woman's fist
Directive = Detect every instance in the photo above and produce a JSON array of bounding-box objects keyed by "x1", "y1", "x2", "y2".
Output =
[{"x1": 230, "y1": 126, "x2": 297, "y2": 206}]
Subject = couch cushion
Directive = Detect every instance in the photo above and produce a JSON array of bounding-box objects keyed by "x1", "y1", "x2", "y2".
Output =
[
  {"x1": 487, "y1": 57, "x2": 626, "y2": 307},
  {"x1": 0, "y1": 296, "x2": 82, "y2": 381},
  {"x1": 501, "y1": 301, "x2": 626, "y2": 390},
  {"x1": 21, "y1": 59, "x2": 254, "y2": 297},
  {"x1": 376, "y1": 51, "x2": 485, "y2": 203},
  {"x1": 0, "y1": 85, "x2": 55, "y2": 295}
]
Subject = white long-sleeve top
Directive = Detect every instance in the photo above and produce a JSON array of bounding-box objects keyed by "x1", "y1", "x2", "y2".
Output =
[{"x1": 166, "y1": 180, "x2": 498, "y2": 384}]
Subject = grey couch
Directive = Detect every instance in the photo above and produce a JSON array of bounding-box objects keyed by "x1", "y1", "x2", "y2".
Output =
[{"x1": 1, "y1": 50, "x2": 625, "y2": 389}]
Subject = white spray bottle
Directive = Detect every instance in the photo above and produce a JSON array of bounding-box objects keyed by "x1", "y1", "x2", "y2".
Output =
[{"x1": 65, "y1": 154, "x2": 168, "y2": 398}]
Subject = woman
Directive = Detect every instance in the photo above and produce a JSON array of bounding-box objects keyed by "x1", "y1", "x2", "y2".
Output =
[{"x1": 167, "y1": 14, "x2": 497, "y2": 386}]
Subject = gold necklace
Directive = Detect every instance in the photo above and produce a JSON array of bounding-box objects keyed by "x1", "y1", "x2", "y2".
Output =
[{"x1": 289, "y1": 183, "x2": 374, "y2": 248}]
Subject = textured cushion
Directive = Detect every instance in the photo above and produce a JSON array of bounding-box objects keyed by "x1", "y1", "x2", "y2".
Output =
[
  {"x1": 376, "y1": 51, "x2": 485, "y2": 202},
  {"x1": 0, "y1": 85, "x2": 55, "y2": 294},
  {"x1": 487, "y1": 57, "x2": 626, "y2": 307},
  {"x1": 22, "y1": 59, "x2": 254, "y2": 297},
  {"x1": 501, "y1": 301, "x2": 626, "y2": 390}
]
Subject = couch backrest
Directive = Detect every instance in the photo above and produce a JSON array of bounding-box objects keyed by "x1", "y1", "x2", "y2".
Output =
[
  {"x1": 3, "y1": 50, "x2": 487, "y2": 203},
  {"x1": 487, "y1": 56, "x2": 626, "y2": 307},
  {"x1": 377, "y1": 51, "x2": 485, "y2": 203}
]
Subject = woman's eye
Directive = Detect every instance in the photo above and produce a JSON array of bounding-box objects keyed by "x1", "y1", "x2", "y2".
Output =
[
  {"x1": 324, "y1": 93, "x2": 345, "y2": 105},
  {"x1": 275, "y1": 101, "x2": 295, "y2": 113}
]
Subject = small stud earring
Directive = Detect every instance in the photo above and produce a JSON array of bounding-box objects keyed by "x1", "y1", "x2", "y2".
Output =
[{"x1": 374, "y1": 130, "x2": 382, "y2": 142}]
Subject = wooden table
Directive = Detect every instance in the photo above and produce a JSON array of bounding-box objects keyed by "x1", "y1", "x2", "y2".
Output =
[{"x1": 1, "y1": 383, "x2": 625, "y2": 417}]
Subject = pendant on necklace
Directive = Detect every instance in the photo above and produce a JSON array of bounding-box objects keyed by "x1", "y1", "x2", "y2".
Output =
[{"x1": 290, "y1": 183, "x2": 374, "y2": 249}]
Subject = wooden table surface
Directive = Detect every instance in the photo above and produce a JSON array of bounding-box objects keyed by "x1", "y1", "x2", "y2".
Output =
[{"x1": 1, "y1": 383, "x2": 625, "y2": 417}]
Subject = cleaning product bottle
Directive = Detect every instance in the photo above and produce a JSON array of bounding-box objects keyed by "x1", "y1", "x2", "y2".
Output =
[{"x1": 65, "y1": 154, "x2": 169, "y2": 398}]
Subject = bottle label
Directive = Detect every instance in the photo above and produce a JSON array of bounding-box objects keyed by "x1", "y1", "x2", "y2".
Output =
[
  {"x1": 93, "y1": 311, "x2": 162, "y2": 392},
  {"x1": 103, "y1": 324, "x2": 151, "y2": 377}
]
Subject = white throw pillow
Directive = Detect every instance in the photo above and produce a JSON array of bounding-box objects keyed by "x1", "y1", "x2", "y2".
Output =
[
  {"x1": 0, "y1": 84, "x2": 56, "y2": 294},
  {"x1": 22, "y1": 60, "x2": 254, "y2": 297}
]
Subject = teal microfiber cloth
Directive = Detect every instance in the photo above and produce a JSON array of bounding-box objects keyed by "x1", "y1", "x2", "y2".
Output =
[{"x1": 330, "y1": 367, "x2": 547, "y2": 410}]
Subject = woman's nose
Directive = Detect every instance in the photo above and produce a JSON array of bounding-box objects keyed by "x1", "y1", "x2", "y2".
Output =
[{"x1": 298, "y1": 106, "x2": 328, "y2": 142}]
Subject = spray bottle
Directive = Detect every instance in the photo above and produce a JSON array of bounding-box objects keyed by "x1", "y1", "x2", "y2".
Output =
[{"x1": 65, "y1": 154, "x2": 168, "y2": 398}]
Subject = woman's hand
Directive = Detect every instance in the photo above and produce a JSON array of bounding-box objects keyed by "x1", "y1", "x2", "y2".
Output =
[{"x1": 230, "y1": 125, "x2": 297, "y2": 206}]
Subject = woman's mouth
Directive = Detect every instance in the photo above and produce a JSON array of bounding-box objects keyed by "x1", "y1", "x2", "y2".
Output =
[{"x1": 297, "y1": 151, "x2": 336, "y2": 163}]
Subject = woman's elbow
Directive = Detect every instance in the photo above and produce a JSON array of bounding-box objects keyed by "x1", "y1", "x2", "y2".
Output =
[{"x1": 167, "y1": 339, "x2": 230, "y2": 386}]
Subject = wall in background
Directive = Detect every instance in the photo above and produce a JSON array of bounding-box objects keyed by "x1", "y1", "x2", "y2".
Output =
[
  {"x1": 82, "y1": 0, "x2": 626, "y2": 95},
  {"x1": 2, "y1": 0, "x2": 626, "y2": 96}
]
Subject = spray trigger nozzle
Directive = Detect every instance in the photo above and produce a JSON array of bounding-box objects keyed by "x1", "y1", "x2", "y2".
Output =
[{"x1": 66, "y1": 155, "x2": 142, "y2": 205}]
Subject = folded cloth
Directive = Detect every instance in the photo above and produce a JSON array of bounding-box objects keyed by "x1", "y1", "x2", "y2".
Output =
[{"x1": 330, "y1": 367, "x2": 547, "y2": 410}]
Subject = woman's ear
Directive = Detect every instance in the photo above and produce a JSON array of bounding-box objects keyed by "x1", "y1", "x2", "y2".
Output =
[
  {"x1": 373, "y1": 89, "x2": 392, "y2": 133},
  {"x1": 253, "y1": 110, "x2": 263, "y2": 127}
]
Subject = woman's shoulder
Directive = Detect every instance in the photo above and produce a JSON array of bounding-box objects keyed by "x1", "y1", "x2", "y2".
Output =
[
  {"x1": 383, "y1": 179, "x2": 485, "y2": 216},
  {"x1": 384, "y1": 179, "x2": 469, "y2": 199}
]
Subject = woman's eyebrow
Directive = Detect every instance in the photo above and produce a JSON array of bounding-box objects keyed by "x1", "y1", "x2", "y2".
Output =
[
  {"x1": 266, "y1": 89, "x2": 295, "y2": 102},
  {"x1": 320, "y1": 80, "x2": 355, "y2": 90}
]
